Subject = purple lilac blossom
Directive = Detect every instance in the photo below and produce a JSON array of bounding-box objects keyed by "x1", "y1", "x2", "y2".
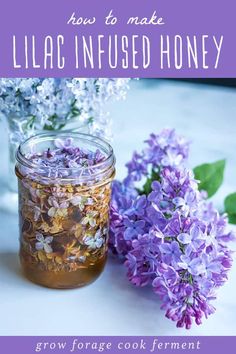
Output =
[
  {"x1": 125, "y1": 129, "x2": 190, "y2": 188},
  {"x1": 109, "y1": 128, "x2": 235, "y2": 329},
  {"x1": 20, "y1": 138, "x2": 107, "y2": 181}
]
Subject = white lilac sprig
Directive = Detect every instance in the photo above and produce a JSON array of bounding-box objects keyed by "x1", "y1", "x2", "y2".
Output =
[
  {"x1": 109, "y1": 128, "x2": 235, "y2": 329},
  {"x1": 0, "y1": 78, "x2": 130, "y2": 143}
]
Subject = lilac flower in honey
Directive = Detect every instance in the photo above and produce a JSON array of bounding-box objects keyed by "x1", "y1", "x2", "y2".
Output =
[
  {"x1": 79, "y1": 256, "x2": 86, "y2": 263},
  {"x1": 81, "y1": 211, "x2": 98, "y2": 227},
  {"x1": 27, "y1": 200, "x2": 41, "y2": 221},
  {"x1": 33, "y1": 206, "x2": 41, "y2": 222},
  {"x1": 54, "y1": 137, "x2": 74, "y2": 150},
  {"x1": 35, "y1": 232, "x2": 53, "y2": 254},
  {"x1": 83, "y1": 229, "x2": 104, "y2": 250},
  {"x1": 70, "y1": 195, "x2": 94, "y2": 211},
  {"x1": 22, "y1": 139, "x2": 107, "y2": 182},
  {"x1": 48, "y1": 196, "x2": 69, "y2": 209},
  {"x1": 48, "y1": 196, "x2": 69, "y2": 217}
]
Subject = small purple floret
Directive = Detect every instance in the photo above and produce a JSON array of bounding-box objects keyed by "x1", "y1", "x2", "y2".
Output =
[{"x1": 24, "y1": 138, "x2": 106, "y2": 180}]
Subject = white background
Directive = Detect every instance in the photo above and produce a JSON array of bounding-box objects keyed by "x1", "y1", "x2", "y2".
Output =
[{"x1": 0, "y1": 79, "x2": 236, "y2": 335}]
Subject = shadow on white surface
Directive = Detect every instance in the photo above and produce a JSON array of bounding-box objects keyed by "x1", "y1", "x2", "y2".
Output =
[
  {"x1": 106, "y1": 255, "x2": 161, "y2": 304},
  {"x1": 0, "y1": 252, "x2": 23, "y2": 282}
]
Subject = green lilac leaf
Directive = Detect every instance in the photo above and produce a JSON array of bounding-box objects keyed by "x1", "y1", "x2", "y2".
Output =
[
  {"x1": 138, "y1": 169, "x2": 160, "y2": 195},
  {"x1": 193, "y1": 159, "x2": 226, "y2": 198},
  {"x1": 228, "y1": 214, "x2": 236, "y2": 225},
  {"x1": 224, "y1": 192, "x2": 236, "y2": 224}
]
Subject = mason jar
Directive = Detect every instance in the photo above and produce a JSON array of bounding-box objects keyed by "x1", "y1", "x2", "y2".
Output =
[{"x1": 15, "y1": 132, "x2": 115, "y2": 289}]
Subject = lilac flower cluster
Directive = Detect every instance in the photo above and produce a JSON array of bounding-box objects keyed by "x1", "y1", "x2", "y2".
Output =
[
  {"x1": 109, "y1": 129, "x2": 235, "y2": 329},
  {"x1": 0, "y1": 78, "x2": 130, "y2": 144},
  {"x1": 23, "y1": 137, "x2": 106, "y2": 180}
]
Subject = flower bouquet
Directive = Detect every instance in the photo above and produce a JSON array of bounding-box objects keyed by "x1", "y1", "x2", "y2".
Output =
[
  {"x1": 0, "y1": 78, "x2": 130, "y2": 143},
  {"x1": 109, "y1": 129, "x2": 235, "y2": 329}
]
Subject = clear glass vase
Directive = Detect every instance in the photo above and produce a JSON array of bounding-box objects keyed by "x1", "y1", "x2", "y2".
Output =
[
  {"x1": 0, "y1": 115, "x2": 90, "y2": 214},
  {"x1": 0, "y1": 116, "x2": 19, "y2": 213}
]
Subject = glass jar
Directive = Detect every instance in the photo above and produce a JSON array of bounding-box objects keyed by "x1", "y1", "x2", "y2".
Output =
[
  {"x1": 15, "y1": 132, "x2": 115, "y2": 289},
  {"x1": 0, "y1": 114, "x2": 91, "y2": 215}
]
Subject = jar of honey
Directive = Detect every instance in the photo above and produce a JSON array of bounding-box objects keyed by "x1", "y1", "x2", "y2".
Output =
[{"x1": 15, "y1": 132, "x2": 115, "y2": 289}]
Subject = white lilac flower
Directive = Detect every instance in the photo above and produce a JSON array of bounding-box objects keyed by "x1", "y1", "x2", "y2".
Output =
[
  {"x1": 79, "y1": 256, "x2": 86, "y2": 263},
  {"x1": 0, "y1": 78, "x2": 130, "y2": 145},
  {"x1": 47, "y1": 196, "x2": 69, "y2": 217},
  {"x1": 35, "y1": 232, "x2": 53, "y2": 254},
  {"x1": 81, "y1": 211, "x2": 98, "y2": 227},
  {"x1": 27, "y1": 200, "x2": 41, "y2": 221},
  {"x1": 83, "y1": 229, "x2": 104, "y2": 250},
  {"x1": 70, "y1": 195, "x2": 93, "y2": 210},
  {"x1": 48, "y1": 207, "x2": 68, "y2": 218},
  {"x1": 33, "y1": 206, "x2": 41, "y2": 221}
]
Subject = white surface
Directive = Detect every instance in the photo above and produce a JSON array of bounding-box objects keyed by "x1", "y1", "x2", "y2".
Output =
[{"x1": 0, "y1": 80, "x2": 236, "y2": 335}]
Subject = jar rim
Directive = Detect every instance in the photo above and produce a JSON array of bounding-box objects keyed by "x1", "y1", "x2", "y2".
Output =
[{"x1": 16, "y1": 131, "x2": 115, "y2": 183}]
